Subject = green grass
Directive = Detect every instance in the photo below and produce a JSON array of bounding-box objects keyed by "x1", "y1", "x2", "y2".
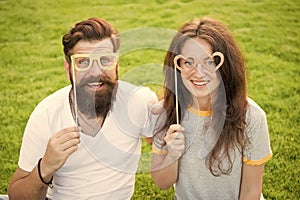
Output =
[{"x1": 0, "y1": 0, "x2": 299, "y2": 199}]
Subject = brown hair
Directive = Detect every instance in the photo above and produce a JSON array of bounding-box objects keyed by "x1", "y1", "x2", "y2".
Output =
[
  {"x1": 62, "y1": 17, "x2": 119, "y2": 65},
  {"x1": 160, "y1": 17, "x2": 249, "y2": 175}
]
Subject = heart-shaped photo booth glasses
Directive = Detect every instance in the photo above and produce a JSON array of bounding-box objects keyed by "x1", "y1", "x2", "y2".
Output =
[
  {"x1": 173, "y1": 52, "x2": 224, "y2": 73},
  {"x1": 172, "y1": 51, "x2": 225, "y2": 124}
]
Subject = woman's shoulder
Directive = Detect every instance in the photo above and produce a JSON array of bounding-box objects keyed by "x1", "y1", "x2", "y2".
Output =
[{"x1": 246, "y1": 97, "x2": 266, "y2": 118}]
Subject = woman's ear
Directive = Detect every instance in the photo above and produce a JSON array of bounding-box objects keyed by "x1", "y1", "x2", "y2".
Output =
[{"x1": 64, "y1": 59, "x2": 71, "y2": 80}]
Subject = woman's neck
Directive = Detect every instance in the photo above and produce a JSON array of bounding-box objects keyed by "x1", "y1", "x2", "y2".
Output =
[{"x1": 191, "y1": 95, "x2": 211, "y2": 111}]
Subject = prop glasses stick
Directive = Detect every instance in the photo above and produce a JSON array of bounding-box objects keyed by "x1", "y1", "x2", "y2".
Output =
[
  {"x1": 174, "y1": 67, "x2": 179, "y2": 124},
  {"x1": 71, "y1": 65, "x2": 79, "y2": 126}
]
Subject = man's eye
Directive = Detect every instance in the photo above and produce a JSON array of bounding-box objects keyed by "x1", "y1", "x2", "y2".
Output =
[
  {"x1": 75, "y1": 58, "x2": 90, "y2": 68},
  {"x1": 80, "y1": 59, "x2": 89, "y2": 65},
  {"x1": 100, "y1": 56, "x2": 115, "y2": 66}
]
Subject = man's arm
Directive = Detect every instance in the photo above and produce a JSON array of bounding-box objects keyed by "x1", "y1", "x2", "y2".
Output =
[
  {"x1": 8, "y1": 126, "x2": 80, "y2": 200},
  {"x1": 8, "y1": 164, "x2": 52, "y2": 200}
]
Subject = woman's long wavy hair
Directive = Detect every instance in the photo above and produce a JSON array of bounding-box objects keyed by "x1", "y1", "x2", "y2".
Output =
[{"x1": 159, "y1": 17, "x2": 249, "y2": 176}]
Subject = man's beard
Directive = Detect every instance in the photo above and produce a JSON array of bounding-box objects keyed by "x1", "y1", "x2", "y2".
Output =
[{"x1": 74, "y1": 75, "x2": 117, "y2": 118}]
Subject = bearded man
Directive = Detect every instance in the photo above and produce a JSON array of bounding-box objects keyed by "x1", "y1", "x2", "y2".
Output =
[{"x1": 8, "y1": 18, "x2": 157, "y2": 200}]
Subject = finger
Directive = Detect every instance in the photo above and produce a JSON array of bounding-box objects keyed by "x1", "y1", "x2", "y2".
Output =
[
  {"x1": 60, "y1": 137, "x2": 80, "y2": 151},
  {"x1": 173, "y1": 132, "x2": 185, "y2": 140},
  {"x1": 166, "y1": 132, "x2": 184, "y2": 142},
  {"x1": 169, "y1": 144, "x2": 185, "y2": 154},
  {"x1": 58, "y1": 131, "x2": 80, "y2": 145},
  {"x1": 170, "y1": 137, "x2": 185, "y2": 146},
  {"x1": 167, "y1": 124, "x2": 184, "y2": 136},
  {"x1": 165, "y1": 131, "x2": 183, "y2": 143},
  {"x1": 55, "y1": 126, "x2": 80, "y2": 138},
  {"x1": 64, "y1": 144, "x2": 79, "y2": 156}
]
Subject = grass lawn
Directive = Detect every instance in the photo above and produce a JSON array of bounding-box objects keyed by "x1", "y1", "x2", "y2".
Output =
[{"x1": 0, "y1": 0, "x2": 299, "y2": 199}]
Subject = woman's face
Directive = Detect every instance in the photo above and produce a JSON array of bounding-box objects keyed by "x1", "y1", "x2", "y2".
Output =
[{"x1": 178, "y1": 38, "x2": 222, "y2": 101}]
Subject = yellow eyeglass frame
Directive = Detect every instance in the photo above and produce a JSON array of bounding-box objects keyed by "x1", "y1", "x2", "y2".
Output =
[{"x1": 71, "y1": 53, "x2": 118, "y2": 72}]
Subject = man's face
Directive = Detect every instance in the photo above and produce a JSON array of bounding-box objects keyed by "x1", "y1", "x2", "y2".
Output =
[{"x1": 69, "y1": 39, "x2": 118, "y2": 118}]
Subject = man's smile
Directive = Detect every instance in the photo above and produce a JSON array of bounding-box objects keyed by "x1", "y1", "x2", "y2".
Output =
[{"x1": 86, "y1": 81, "x2": 105, "y2": 91}]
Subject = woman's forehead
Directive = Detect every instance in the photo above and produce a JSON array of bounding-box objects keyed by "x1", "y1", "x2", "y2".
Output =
[{"x1": 181, "y1": 38, "x2": 212, "y2": 58}]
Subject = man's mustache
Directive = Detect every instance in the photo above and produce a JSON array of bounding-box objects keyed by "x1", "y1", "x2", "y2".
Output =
[{"x1": 78, "y1": 76, "x2": 113, "y2": 86}]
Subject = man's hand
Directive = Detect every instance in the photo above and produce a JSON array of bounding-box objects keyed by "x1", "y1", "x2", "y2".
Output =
[{"x1": 41, "y1": 126, "x2": 80, "y2": 178}]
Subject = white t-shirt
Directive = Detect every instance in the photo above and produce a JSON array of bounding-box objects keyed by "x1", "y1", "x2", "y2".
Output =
[{"x1": 18, "y1": 80, "x2": 157, "y2": 199}]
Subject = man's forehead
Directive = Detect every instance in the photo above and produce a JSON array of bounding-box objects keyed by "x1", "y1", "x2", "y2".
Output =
[{"x1": 73, "y1": 38, "x2": 114, "y2": 54}]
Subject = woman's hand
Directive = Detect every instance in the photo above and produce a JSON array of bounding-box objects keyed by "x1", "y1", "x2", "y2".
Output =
[{"x1": 164, "y1": 124, "x2": 185, "y2": 161}]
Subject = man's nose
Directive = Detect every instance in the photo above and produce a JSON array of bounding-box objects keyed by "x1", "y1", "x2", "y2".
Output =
[{"x1": 89, "y1": 59, "x2": 103, "y2": 74}]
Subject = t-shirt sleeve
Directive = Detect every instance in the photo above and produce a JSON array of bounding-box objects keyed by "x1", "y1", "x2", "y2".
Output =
[
  {"x1": 152, "y1": 133, "x2": 168, "y2": 155},
  {"x1": 18, "y1": 87, "x2": 71, "y2": 172},
  {"x1": 129, "y1": 86, "x2": 158, "y2": 138},
  {"x1": 243, "y1": 100, "x2": 272, "y2": 166},
  {"x1": 18, "y1": 104, "x2": 51, "y2": 172},
  {"x1": 151, "y1": 107, "x2": 168, "y2": 155}
]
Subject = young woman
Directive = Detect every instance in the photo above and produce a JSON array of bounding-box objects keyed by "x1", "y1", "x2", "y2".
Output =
[{"x1": 151, "y1": 17, "x2": 272, "y2": 200}]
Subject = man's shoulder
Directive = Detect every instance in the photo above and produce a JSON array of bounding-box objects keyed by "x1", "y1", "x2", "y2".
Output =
[
  {"x1": 34, "y1": 85, "x2": 71, "y2": 112},
  {"x1": 117, "y1": 80, "x2": 156, "y2": 98}
]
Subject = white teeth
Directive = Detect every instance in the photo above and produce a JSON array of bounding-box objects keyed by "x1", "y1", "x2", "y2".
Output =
[
  {"x1": 192, "y1": 80, "x2": 209, "y2": 86},
  {"x1": 87, "y1": 82, "x2": 103, "y2": 86}
]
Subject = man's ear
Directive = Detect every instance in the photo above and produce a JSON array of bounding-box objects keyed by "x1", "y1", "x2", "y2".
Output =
[{"x1": 64, "y1": 59, "x2": 71, "y2": 80}]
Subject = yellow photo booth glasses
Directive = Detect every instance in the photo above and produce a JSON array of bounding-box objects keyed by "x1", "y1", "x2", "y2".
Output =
[{"x1": 71, "y1": 53, "x2": 118, "y2": 72}]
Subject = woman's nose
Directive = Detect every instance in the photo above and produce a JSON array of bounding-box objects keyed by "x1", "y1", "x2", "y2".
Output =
[{"x1": 195, "y1": 63, "x2": 206, "y2": 76}]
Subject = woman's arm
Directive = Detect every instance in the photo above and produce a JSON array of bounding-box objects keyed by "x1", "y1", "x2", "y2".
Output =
[
  {"x1": 151, "y1": 124, "x2": 185, "y2": 190},
  {"x1": 239, "y1": 163, "x2": 265, "y2": 200},
  {"x1": 151, "y1": 153, "x2": 180, "y2": 190}
]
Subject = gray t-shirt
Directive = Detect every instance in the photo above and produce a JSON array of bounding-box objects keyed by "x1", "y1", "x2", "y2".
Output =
[{"x1": 152, "y1": 98, "x2": 272, "y2": 200}]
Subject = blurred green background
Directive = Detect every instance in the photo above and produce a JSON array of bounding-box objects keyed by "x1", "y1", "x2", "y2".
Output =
[{"x1": 0, "y1": 0, "x2": 299, "y2": 199}]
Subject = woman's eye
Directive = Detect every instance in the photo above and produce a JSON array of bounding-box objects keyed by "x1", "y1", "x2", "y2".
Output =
[
  {"x1": 206, "y1": 60, "x2": 216, "y2": 67},
  {"x1": 185, "y1": 61, "x2": 193, "y2": 66},
  {"x1": 185, "y1": 58, "x2": 194, "y2": 67}
]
